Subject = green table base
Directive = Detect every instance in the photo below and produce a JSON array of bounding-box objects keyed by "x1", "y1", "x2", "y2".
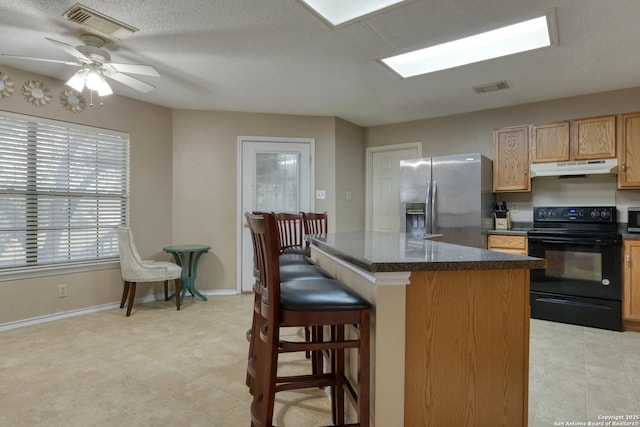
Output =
[{"x1": 163, "y1": 244, "x2": 211, "y2": 305}]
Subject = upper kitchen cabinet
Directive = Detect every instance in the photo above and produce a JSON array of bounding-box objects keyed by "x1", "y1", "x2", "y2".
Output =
[
  {"x1": 618, "y1": 112, "x2": 640, "y2": 189},
  {"x1": 531, "y1": 121, "x2": 570, "y2": 163},
  {"x1": 570, "y1": 115, "x2": 616, "y2": 160},
  {"x1": 493, "y1": 125, "x2": 531, "y2": 192}
]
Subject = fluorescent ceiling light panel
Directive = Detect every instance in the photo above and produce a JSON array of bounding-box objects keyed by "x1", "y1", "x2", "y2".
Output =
[
  {"x1": 299, "y1": 0, "x2": 407, "y2": 26},
  {"x1": 382, "y1": 14, "x2": 555, "y2": 78}
]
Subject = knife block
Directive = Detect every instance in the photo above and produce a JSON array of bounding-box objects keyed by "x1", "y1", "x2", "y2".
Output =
[{"x1": 494, "y1": 212, "x2": 511, "y2": 230}]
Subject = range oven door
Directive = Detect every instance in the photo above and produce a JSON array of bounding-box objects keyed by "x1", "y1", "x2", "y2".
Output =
[
  {"x1": 528, "y1": 233, "x2": 622, "y2": 330},
  {"x1": 528, "y1": 234, "x2": 622, "y2": 301}
]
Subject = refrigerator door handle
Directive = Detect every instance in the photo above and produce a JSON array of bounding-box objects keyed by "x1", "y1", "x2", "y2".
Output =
[
  {"x1": 431, "y1": 180, "x2": 437, "y2": 234},
  {"x1": 426, "y1": 180, "x2": 432, "y2": 234}
]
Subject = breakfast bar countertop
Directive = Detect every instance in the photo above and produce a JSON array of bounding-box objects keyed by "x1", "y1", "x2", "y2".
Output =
[{"x1": 307, "y1": 231, "x2": 544, "y2": 273}]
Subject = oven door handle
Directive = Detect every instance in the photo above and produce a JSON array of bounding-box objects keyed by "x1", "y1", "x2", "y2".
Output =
[{"x1": 529, "y1": 237, "x2": 618, "y2": 245}]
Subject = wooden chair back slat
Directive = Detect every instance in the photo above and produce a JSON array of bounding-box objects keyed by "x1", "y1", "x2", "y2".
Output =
[{"x1": 274, "y1": 212, "x2": 304, "y2": 253}]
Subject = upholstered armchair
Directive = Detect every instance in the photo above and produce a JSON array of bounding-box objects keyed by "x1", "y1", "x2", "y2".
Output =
[{"x1": 117, "y1": 227, "x2": 182, "y2": 316}]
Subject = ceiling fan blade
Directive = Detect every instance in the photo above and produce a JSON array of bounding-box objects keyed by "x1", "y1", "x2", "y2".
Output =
[
  {"x1": 0, "y1": 53, "x2": 81, "y2": 67},
  {"x1": 45, "y1": 37, "x2": 91, "y2": 64},
  {"x1": 105, "y1": 71, "x2": 155, "y2": 93},
  {"x1": 109, "y1": 62, "x2": 160, "y2": 77}
]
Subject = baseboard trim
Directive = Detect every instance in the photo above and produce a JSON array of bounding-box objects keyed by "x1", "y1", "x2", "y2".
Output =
[
  {"x1": 0, "y1": 289, "x2": 239, "y2": 331},
  {"x1": 623, "y1": 319, "x2": 640, "y2": 333}
]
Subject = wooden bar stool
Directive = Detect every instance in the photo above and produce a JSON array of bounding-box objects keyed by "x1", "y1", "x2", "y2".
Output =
[
  {"x1": 247, "y1": 212, "x2": 371, "y2": 427},
  {"x1": 301, "y1": 211, "x2": 328, "y2": 238},
  {"x1": 245, "y1": 212, "x2": 330, "y2": 394},
  {"x1": 274, "y1": 212, "x2": 310, "y2": 256}
]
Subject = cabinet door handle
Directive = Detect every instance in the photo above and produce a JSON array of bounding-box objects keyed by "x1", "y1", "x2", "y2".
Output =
[
  {"x1": 627, "y1": 254, "x2": 631, "y2": 263},
  {"x1": 524, "y1": 169, "x2": 528, "y2": 176},
  {"x1": 622, "y1": 163, "x2": 627, "y2": 172}
]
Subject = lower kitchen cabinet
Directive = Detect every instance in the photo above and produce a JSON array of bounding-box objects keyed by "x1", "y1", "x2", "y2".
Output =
[
  {"x1": 624, "y1": 239, "x2": 640, "y2": 331},
  {"x1": 488, "y1": 234, "x2": 527, "y2": 256}
]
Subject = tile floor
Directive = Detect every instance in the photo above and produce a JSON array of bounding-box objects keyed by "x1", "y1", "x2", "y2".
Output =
[{"x1": 1, "y1": 294, "x2": 639, "y2": 426}]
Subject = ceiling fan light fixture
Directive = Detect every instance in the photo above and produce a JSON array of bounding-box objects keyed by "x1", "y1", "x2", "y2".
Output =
[
  {"x1": 97, "y1": 80, "x2": 112, "y2": 97},
  {"x1": 85, "y1": 68, "x2": 112, "y2": 96},
  {"x1": 66, "y1": 69, "x2": 88, "y2": 92},
  {"x1": 4, "y1": 34, "x2": 159, "y2": 97},
  {"x1": 85, "y1": 69, "x2": 101, "y2": 90}
]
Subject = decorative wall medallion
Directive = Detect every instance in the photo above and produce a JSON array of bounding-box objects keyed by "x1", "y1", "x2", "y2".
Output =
[
  {"x1": 0, "y1": 72, "x2": 14, "y2": 98},
  {"x1": 22, "y1": 80, "x2": 52, "y2": 106},
  {"x1": 59, "y1": 88, "x2": 86, "y2": 113}
]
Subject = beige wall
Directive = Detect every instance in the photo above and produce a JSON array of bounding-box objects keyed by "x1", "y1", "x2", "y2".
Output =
[
  {"x1": 0, "y1": 66, "x2": 361, "y2": 323},
  {"x1": 335, "y1": 117, "x2": 365, "y2": 232},
  {"x1": 171, "y1": 110, "x2": 340, "y2": 292},
  {"x1": 365, "y1": 87, "x2": 640, "y2": 222},
  {"x1": 0, "y1": 65, "x2": 173, "y2": 325},
  {"x1": 7, "y1": 63, "x2": 640, "y2": 324}
]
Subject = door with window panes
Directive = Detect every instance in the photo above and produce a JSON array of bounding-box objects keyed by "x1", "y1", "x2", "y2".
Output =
[{"x1": 239, "y1": 138, "x2": 313, "y2": 292}]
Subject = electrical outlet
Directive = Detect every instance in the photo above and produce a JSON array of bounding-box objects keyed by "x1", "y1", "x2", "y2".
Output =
[
  {"x1": 58, "y1": 284, "x2": 68, "y2": 298},
  {"x1": 511, "y1": 202, "x2": 519, "y2": 213},
  {"x1": 316, "y1": 190, "x2": 326, "y2": 200}
]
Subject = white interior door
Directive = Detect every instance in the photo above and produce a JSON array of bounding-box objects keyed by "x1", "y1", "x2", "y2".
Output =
[
  {"x1": 370, "y1": 147, "x2": 420, "y2": 231},
  {"x1": 237, "y1": 137, "x2": 314, "y2": 292}
]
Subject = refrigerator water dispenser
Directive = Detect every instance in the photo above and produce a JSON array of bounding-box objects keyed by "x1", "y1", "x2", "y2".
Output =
[{"x1": 405, "y1": 202, "x2": 426, "y2": 234}]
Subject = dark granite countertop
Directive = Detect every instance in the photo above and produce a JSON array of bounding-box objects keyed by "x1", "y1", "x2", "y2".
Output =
[
  {"x1": 308, "y1": 232, "x2": 545, "y2": 273},
  {"x1": 487, "y1": 222, "x2": 532, "y2": 236}
]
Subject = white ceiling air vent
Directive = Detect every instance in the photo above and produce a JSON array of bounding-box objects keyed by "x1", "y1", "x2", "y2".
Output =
[
  {"x1": 63, "y1": 3, "x2": 138, "y2": 40},
  {"x1": 473, "y1": 80, "x2": 510, "y2": 94}
]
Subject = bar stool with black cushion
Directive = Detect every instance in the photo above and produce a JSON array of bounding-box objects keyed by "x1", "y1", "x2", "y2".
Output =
[
  {"x1": 245, "y1": 212, "x2": 331, "y2": 394},
  {"x1": 300, "y1": 211, "x2": 329, "y2": 357},
  {"x1": 301, "y1": 211, "x2": 328, "y2": 242},
  {"x1": 247, "y1": 212, "x2": 371, "y2": 427},
  {"x1": 274, "y1": 212, "x2": 310, "y2": 257},
  {"x1": 275, "y1": 211, "x2": 330, "y2": 369}
]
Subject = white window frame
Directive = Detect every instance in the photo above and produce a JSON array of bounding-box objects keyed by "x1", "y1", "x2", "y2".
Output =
[{"x1": 0, "y1": 111, "x2": 129, "y2": 281}]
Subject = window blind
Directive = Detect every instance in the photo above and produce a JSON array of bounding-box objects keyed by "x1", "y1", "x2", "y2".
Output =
[{"x1": 0, "y1": 112, "x2": 129, "y2": 270}]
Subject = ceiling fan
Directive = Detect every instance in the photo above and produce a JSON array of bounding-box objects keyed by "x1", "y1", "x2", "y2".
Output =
[{"x1": 2, "y1": 34, "x2": 160, "y2": 95}]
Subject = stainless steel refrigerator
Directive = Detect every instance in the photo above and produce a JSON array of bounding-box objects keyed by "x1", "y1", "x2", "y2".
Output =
[{"x1": 399, "y1": 153, "x2": 494, "y2": 248}]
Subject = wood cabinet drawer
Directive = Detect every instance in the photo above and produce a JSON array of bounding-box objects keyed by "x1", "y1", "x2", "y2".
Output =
[{"x1": 488, "y1": 235, "x2": 527, "y2": 250}]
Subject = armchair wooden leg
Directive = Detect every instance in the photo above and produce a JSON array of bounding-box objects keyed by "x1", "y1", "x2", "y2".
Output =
[
  {"x1": 174, "y1": 278, "x2": 181, "y2": 311},
  {"x1": 163, "y1": 280, "x2": 169, "y2": 301},
  {"x1": 126, "y1": 282, "x2": 137, "y2": 317},
  {"x1": 120, "y1": 281, "x2": 130, "y2": 309}
]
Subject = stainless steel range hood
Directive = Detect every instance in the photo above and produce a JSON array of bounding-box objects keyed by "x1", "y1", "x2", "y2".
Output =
[{"x1": 530, "y1": 158, "x2": 618, "y2": 177}]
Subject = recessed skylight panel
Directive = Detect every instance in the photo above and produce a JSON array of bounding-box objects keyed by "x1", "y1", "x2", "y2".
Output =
[
  {"x1": 382, "y1": 13, "x2": 557, "y2": 78},
  {"x1": 299, "y1": 0, "x2": 407, "y2": 26}
]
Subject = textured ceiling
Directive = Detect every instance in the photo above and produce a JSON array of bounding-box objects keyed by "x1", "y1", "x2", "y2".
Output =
[{"x1": 0, "y1": 0, "x2": 639, "y2": 127}]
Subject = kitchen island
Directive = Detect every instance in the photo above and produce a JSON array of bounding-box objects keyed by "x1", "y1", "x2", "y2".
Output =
[{"x1": 307, "y1": 232, "x2": 545, "y2": 427}]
